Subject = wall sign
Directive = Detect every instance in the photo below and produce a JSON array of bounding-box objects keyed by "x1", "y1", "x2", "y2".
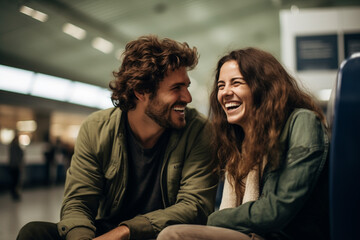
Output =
[{"x1": 296, "y1": 34, "x2": 338, "y2": 71}]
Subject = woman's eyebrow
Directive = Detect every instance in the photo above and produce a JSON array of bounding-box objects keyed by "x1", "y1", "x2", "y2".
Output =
[
  {"x1": 217, "y1": 77, "x2": 244, "y2": 82},
  {"x1": 231, "y1": 77, "x2": 244, "y2": 80}
]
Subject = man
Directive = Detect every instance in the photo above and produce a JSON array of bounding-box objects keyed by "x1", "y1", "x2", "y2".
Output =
[
  {"x1": 9, "y1": 133, "x2": 24, "y2": 200},
  {"x1": 17, "y1": 35, "x2": 218, "y2": 240}
]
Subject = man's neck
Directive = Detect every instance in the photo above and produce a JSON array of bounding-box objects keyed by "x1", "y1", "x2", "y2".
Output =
[{"x1": 127, "y1": 110, "x2": 165, "y2": 149}]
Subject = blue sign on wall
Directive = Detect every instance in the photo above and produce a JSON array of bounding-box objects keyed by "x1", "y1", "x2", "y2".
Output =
[{"x1": 296, "y1": 35, "x2": 338, "y2": 71}]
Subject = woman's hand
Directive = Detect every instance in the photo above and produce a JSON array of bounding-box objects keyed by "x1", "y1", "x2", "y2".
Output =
[{"x1": 93, "y1": 225, "x2": 130, "y2": 240}]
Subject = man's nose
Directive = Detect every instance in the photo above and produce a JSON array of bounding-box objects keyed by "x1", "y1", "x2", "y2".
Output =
[{"x1": 181, "y1": 88, "x2": 192, "y2": 103}]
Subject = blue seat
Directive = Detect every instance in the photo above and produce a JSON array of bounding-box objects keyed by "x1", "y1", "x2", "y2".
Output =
[{"x1": 329, "y1": 53, "x2": 360, "y2": 240}]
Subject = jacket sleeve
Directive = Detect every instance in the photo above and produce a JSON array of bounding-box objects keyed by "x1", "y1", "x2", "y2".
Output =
[
  {"x1": 207, "y1": 111, "x2": 329, "y2": 235},
  {"x1": 57, "y1": 120, "x2": 103, "y2": 240},
  {"x1": 121, "y1": 121, "x2": 219, "y2": 239}
]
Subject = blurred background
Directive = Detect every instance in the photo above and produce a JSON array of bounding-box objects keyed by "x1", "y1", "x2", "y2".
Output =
[{"x1": 0, "y1": 0, "x2": 360, "y2": 238}]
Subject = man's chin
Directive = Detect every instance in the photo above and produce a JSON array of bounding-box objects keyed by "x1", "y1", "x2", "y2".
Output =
[{"x1": 171, "y1": 117, "x2": 186, "y2": 129}]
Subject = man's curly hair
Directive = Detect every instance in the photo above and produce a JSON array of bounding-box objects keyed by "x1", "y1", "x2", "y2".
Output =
[{"x1": 109, "y1": 35, "x2": 199, "y2": 111}]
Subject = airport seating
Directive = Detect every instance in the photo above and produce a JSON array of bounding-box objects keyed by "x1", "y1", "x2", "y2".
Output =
[{"x1": 328, "y1": 53, "x2": 360, "y2": 240}]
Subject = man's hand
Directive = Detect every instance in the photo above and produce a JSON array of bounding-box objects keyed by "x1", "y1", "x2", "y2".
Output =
[{"x1": 93, "y1": 225, "x2": 130, "y2": 240}]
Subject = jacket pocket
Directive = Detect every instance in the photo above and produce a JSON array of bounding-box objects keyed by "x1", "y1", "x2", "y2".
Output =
[{"x1": 166, "y1": 161, "x2": 183, "y2": 204}]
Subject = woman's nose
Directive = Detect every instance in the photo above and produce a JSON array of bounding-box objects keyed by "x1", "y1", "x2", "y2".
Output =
[{"x1": 222, "y1": 85, "x2": 233, "y2": 96}]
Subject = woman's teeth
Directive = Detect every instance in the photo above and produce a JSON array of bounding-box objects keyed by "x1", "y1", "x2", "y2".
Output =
[{"x1": 225, "y1": 102, "x2": 241, "y2": 110}]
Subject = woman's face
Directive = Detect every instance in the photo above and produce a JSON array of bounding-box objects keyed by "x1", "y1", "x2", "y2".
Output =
[{"x1": 217, "y1": 60, "x2": 253, "y2": 127}]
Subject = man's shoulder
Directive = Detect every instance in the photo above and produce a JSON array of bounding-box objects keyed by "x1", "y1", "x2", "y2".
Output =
[
  {"x1": 79, "y1": 108, "x2": 122, "y2": 146},
  {"x1": 84, "y1": 107, "x2": 121, "y2": 124},
  {"x1": 185, "y1": 107, "x2": 208, "y2": 126}
]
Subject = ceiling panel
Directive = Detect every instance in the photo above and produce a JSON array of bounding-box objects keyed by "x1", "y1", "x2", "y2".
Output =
[{"x1": 1, "y1": 0, "x2": 360, "y2": 113}]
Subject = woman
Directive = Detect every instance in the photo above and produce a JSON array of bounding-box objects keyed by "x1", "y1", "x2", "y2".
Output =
[{"x1": 157, "y1": 48, "x2": 329, "y2": 240}]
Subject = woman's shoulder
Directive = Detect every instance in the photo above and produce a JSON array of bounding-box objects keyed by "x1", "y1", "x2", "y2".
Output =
[
  {"x1": 285, "y1": 108, "x2": 323, "y2": 131},
  {"x1": 284, "y1": 108, "x2": 328, "y2": 148},
  {"x1": 279, "y1": 108, "x2": 326, "y2": 145},
  {"x1": 288, "y1": 108, "x2": 318, "y2": 121}
]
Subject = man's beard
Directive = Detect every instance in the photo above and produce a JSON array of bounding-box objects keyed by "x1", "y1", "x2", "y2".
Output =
[{"x1": 145, "y1": 97, "x2": 186, "y2": 129}]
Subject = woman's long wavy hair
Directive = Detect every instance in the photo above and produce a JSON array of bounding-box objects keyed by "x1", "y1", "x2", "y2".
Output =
[
  {"x1": 209, "y1": 47, "x2": 326, "y2": 200},
  {"x1": 110, "y1": 35, "x2": 198, "y2": 111}
]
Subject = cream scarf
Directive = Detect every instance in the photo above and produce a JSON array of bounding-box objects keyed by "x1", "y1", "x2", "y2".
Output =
[{"x1": 220, "y1": 161, "x2": 266, "y2": 209}]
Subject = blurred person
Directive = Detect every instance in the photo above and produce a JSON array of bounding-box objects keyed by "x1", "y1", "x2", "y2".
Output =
[
  {"x1": 44, "y1": 136, "x2": 55, "y2": 186},
  {"x1": 62, "y1": 142, "x2": 74, "y2": 171},
  {"x1": 157, "y1": 47, "x2": 329, "y2": 240},
  {"x1": 52, "y1": 137, "x2": 66, "y2": 184},
  {"x1": 44, "y1": 137, "x2": 71, "y2": 185},
  {"x1": 17, "y1": 35, "x2": 217, "y2": 240},
  {"x1": 9, "y1": 133, "x2": 24, "y2": 200}
]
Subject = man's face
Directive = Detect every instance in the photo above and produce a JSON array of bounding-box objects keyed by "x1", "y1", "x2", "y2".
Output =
[{"x1": 145, "y1": 67, "x2": 192, "y2": 129}]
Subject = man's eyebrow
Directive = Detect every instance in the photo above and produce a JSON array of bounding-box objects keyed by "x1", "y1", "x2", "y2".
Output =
[{"x1": 171, "y1": 81, "x2": 191, "y2": 87}]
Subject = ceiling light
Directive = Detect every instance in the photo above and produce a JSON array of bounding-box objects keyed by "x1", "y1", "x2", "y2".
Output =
[
  {"x1": 19, "y1": 5, "x2": 33, "y2": 16},
  {"x1": 97, "y1": 88, "x2": 113, "y2": 109},
  {"x1": 67, "y1": 82, "x2": 112, "y2": 109},
  {"x1": 30, "y1": 73, "x2": 72, "y2": 101},
  {"x1": 19, "y1": 5, "x2": 48, "y2": 22},
  {"x1": 68, "y1": 81, "x2": 104, "y2": 107},
  {"x1": 1, "y1": 64, "x2": 112, "y2": 109},
  {"x1": 16, "y1": 120, "x2": 37, "y2": 132},
  {"x1": 92, "y1": 37, "x2": 114, "y2": 54},
  {"x1": 0, "y1": 64, "x2": 34, "y2": 94},
  {"x1": 19, "y1": 134, "x2": 31, "y2": 146},
  {"x1": 31, "y1": 10, "x2": 49, "y2": 22},
  {"x1": 0, "y1": 128, "x2": 15, "y2": 145},
  {"x1": 62, "y1": 23, "x2": 86, "y2": 40}
]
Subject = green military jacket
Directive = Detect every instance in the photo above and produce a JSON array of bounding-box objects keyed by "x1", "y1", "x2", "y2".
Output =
[
  {"x1": 58, "y1": 107, "x2": 218, "y2": 240},
  {"x1": 207, "y1": 109, "x2": 330, "y2": 240}
]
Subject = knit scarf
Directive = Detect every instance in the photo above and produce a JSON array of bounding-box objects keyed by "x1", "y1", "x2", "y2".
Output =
[{"x1": 219, "y1": 160, "x2": 266, "y2": 209}]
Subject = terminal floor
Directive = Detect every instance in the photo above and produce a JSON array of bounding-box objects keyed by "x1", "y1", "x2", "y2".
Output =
[{"x1": 0, "y1": 185, "x2": 64, "y2": 240}]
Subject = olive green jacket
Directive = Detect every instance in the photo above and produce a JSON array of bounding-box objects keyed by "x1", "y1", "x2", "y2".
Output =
[
  {"x1": 57, "y1": 107, "x2": 218, "y2": 240},
  {"x1": 207, "y1": 109, "x2": 330, "y2": 240}
]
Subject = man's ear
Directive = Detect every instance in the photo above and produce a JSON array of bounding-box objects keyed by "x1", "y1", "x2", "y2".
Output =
[{"x1": 134, "y1": 90, "x2": 146, "y2": 102}]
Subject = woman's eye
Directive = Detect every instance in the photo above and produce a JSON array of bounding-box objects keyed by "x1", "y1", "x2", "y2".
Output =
[
  {"x1": 234, "y1": 81, "x2": 243, "y2": 85},
  {"x1": 217, "y1": 85, "x2": 224, "y2": 89}
]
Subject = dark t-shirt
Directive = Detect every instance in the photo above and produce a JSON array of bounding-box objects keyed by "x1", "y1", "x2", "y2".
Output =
[{"x1": 113, "y1": 119, "x2": 170, "y2": 223}]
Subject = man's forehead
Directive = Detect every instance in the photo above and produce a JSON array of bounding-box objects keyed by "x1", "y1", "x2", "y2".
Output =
[{"x1": 162, "y1": 67, "x2": 190, "y2": 85}]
